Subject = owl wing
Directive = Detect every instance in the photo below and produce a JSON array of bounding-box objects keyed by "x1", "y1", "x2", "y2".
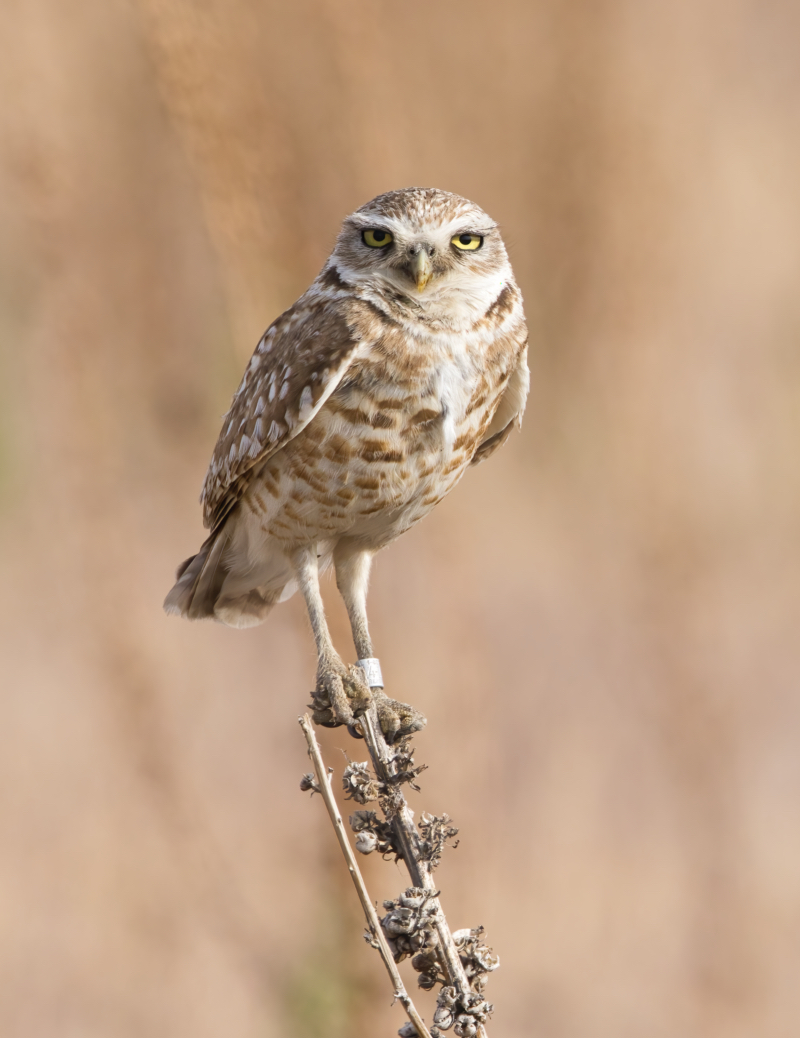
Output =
[
  {"x1": 201, "y1": 293, "x2": 365, "y2": 529},
  {"x1": 471, "y1": 323, "x2": 530, "y2": 466}
]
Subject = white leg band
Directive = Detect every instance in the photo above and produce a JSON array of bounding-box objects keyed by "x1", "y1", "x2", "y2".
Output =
[{"x1": 356, "y1": 657, "x2": 384, "y2": 689}]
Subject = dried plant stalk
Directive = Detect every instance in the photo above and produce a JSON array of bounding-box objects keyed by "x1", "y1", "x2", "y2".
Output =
[
  {"x1": 300, "y1": 701, "x2": 496, "y2": 1038},
  {"x1": 299, "y1": 714, "x2": 433, "y2": 1038},
  {"x1": 359, "y1": 710, "x2": 488, "y2": 1038}
]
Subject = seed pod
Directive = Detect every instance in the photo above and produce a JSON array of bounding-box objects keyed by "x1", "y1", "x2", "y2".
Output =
[
  {"x1": 411, "y1": 949, "x2": 439, "y2": 975},
  {"x1": 433, "y1": 1005, "x2": 454, "y2": 1030},
  {"x1": 433, "y1": 985, "x2": 458, "y2": 1028},
  {"x1": 383, "y1": 906, "x2": 417, "y2": 935},
  {"x1": 342, "y1": 761, "x2": 381, "y2": 804},
  {"x1": 398, "y1": 893, "x2": 426, "y2": 910},
  {"x1": 453, "y1": 1015, "x2": 478, "y2": 1037},
  {"x1": 355, "y1": 831, "x2": 378, "y2": 854}
]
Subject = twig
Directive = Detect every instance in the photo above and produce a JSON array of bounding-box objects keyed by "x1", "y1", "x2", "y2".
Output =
[
  {"x1": 359, "y1": 708, "x2": 489, "y2": 1038},
  {"x1": 299, "y1": 714, "x2": 433, "y2": 1038},
  {"x1": 301, "y1": 696, "x2": 498, "y2": 1037}
]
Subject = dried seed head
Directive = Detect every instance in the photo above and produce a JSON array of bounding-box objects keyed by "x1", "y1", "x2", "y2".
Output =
[
  {"x1": 431, "y1": 975, "x2": 494, "y2": 1030},
  {"x1": 411, "y1": 949, "x2": 439, "y2": 974},
  {"x1": 453, "y1": 926, "x2": 500, "y2": 985},
  {"x1": 348, "y1": 809, "x2": 398, "y2": 858},
  {"x1": 342, "y1": 761, "x2": 382, "y2": 804},
  {"x1": 417, "y1": 811, "x2": 459, "y2": 869},
  {"x1": 397, "y1": 1024, "x2": 419, "y2": 1037},
  {"x1": 387, "y1": 738, "x2": 428, "y2": 790},
  {"x1": 381, "y1": 887, "x2": 440, "y2": 962},
  {"x1": 355, "y1": 831, "x2": 378, "y2": 854},
  {"x1": 433, "y1": 986, "x2": 458, "y2": 1030},
  {"x1": 384, "y1": 906, "x2": 417, "y2": 935},
  {"x1": 299, "y1": 772, "x2": 321, "y2": 795},
  {"x1": 411, "y1": 946, "x2": 442, "y2": 990}
]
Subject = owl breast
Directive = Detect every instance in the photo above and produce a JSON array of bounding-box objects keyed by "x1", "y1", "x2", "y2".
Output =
[{"x1": 240, "y1": 326, "x2": 511, "y2": 551}]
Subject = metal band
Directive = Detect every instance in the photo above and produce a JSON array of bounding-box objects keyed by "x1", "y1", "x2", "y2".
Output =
[{"x1": 356, "y1": 657, "x2": 384, "y2": 689}]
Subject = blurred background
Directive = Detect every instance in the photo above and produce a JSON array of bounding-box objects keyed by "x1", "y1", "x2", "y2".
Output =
[{"x1": 1, "y1": 0, "x2": 799, "y2": 1035}]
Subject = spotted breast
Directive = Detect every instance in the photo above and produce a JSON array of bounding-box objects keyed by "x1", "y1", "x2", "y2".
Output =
[{"x1": 165, "y1": 187, "x2": 529, "y2": 650}]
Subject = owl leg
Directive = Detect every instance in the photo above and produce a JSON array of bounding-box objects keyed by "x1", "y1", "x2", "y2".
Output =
[
  {"x1": 334, "y1": 546, "x2": 374, "y2": 659},
  {"x1": 293, "y1": 545, "x2": 371, "y2": 728},
  {"x1": 334, "y1": 543, "x2": 427, "y2": 744}
]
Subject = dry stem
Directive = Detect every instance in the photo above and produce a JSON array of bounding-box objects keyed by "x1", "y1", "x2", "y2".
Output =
[
  {"x1": 359, "y1": 709, "x2": 489, "y2": 1038},
  {"x1": 299, "y1": 714, "x2": 432, "y2": 1038},
  {"x1": 301, "y1": 697, "x2": 494, "y2": 1038}
]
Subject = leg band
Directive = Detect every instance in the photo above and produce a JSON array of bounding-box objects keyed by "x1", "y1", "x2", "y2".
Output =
[{"x1": 356, "y1": 657, "x2": 384, "y2": 689}]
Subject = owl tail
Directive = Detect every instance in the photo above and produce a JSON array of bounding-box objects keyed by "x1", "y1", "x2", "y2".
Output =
[{"x1": 163, "y1": 526, "x2": 291, "y2": 629}]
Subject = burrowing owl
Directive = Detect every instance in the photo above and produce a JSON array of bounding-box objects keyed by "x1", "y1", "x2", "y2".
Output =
[{"x1": 165, "y1": 187, "x2": 528, "y2": 739}]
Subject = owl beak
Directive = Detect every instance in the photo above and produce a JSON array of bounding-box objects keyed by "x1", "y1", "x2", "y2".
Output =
[{"x1": 413, "y1": 250, "x2": 433, "y2": 292}]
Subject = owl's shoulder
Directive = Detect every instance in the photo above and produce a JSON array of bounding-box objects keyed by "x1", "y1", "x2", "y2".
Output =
[{"x1": 200, "y1": 285, "x2": 373, "y2": 528}]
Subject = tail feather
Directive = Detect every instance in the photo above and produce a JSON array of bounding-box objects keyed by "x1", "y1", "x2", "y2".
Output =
[
  {"x1": 164, "y1": 519, "x2": 297, "y2": 629},
  {"x1": 189, "y1": 531, "x2": 231, "y2": 617},
  {"x1": 163, "y1": 531, "x2": 226, "y2": 620}
]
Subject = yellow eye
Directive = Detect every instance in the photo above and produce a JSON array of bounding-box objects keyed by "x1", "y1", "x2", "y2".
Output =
[
  {"x1": 362, "y1": 228, "x2": 394, "y2": 248},
  {"x1": 452, "y1": 233, "x2": 483, "y2": 251}
]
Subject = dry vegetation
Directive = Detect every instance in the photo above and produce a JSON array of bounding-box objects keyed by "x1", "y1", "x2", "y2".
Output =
[{"x1": 1, "y1": 1, "x2": 799, "y2": 1036}]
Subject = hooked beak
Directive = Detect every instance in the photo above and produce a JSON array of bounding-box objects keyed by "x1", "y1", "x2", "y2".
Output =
[{"x1": 413, "y1": 250, "x2": 433, "y2": 292}]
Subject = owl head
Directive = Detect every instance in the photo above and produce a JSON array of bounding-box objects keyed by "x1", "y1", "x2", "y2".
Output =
[{"x1": 330, "y1": 188, "x2": 512, "y2": 322}]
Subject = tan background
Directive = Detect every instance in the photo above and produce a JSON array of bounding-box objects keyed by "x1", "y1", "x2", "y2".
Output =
[{"x1": 1, "y1": 1, "x2": 799, "y2": 1035}]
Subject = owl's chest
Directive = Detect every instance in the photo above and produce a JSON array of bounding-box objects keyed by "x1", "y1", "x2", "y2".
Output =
[
  {"x1": 337, "y1": 332, "x2": 492, "y2": 447},
  {"x1": 262, "y1": 332, "x2": 504, "y2": 546}
]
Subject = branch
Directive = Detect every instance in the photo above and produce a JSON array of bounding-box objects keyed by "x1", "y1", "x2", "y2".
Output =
[
  {"x1": 299, "y1": 714, "x2": 433, "y2": 1038},
  {"x1": 359, "y1": 709, "x2": 490, "y2": 1038},
  {"x1": 300, "y1": 700, "x2": 498, "y2": 1038}
]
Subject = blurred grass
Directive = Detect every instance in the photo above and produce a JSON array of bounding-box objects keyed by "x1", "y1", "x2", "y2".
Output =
[
  {"x1": 281, "y1": 904, "x2": 359, "y2": 1038},
  {"x1": 0, "y1": 1, "x2": 799, "y2": 1037}
]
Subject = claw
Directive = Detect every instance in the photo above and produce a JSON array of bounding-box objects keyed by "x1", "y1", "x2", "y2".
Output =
[
  {"x1": 308, "y1": 660, "x2": 424, "y2": 743},
  {"x1": 373, "y1": 691, "x2": 426, "y2": 744},
  {"x1": 310, "y1": 660, "x2": 372, "y2": 729}
]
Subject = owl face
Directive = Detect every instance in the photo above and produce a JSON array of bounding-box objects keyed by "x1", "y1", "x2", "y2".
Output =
[{"x1": 331, "y1": 188, "x2": 511, "y2": 322}]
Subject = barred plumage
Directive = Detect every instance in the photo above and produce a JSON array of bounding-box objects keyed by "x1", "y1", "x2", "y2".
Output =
[{"x1": 166, "y1": 187, "x2": 529, "y2": 737}]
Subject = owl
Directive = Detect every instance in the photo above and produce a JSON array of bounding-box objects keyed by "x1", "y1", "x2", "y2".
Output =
[{"x1": 165, "y1": 187, "x2": 529, "y2": 740}]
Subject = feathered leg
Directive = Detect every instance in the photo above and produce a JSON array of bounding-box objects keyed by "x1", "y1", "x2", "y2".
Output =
[
  {"x1": 334, "y1": 546, "x2": 374, "y2": 659},
  {"x1": 333, "y1": 542, "x2": 427, "y2": 743},
  {"x1": 293, "y1": 545, "x2": 371, "y2": 727}
]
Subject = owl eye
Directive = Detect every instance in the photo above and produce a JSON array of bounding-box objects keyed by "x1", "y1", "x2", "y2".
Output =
[
  {"x1": 362, "y1": 228, "x2": 394, "y2": 248},
  {"x1": 452, "y1": 233, "x2": 483, "y2": 251}
]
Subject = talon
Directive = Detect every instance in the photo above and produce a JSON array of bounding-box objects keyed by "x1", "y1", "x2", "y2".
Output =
[
  {"x1": 344, "y1": 664, "x2": 373, "y2": 718},
  {"x1": 373, "y1": 690, "x2": 426, "y2": 744},
  {"x1": 311, "y1": 659, "x2": 373, "y2": 729}
]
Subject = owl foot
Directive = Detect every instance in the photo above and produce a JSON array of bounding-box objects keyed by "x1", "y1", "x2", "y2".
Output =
[
  {"x1": 372, "y1": 690, "x2": 427, "y2": 744},
  {"x1": 310, "y1": 660, "x2": 373, "y2": 729}
]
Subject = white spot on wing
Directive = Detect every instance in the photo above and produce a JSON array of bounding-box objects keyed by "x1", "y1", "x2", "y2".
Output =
[{"x1": 298, "y1": 385, "x2": 313, "y2": 419}]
